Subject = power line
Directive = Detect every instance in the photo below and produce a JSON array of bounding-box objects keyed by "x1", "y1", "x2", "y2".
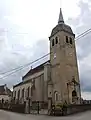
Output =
[
  {"x1": 0, "y1": 53, "x2": 50, "y2": 79},
  {"x1": 0, "y1": 28, "x2": 91, "y2": 77},
  {"x1": 0, "y1": 53, "x2": 50, "y2": 74},
  {"x1": 0, "y1": 28, "x2": 91, "y2": 79},
  {"x1": 1, "y1": 27, "x2": 91, "y2": 75},
  {"x1": 0, "y1": 53, "x2": 50, "y2": 75},
  {"x1": 75, "y1": 28, "x2": 91, "y2": 41}
]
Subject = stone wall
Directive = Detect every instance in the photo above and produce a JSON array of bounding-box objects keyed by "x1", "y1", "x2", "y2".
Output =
[{"x1": 67, "y1": 104, "x2": 91, "y2": 115}]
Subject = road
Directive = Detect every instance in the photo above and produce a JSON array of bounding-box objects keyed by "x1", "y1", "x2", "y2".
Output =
[{"x1": 0, "y1": 110, "x2": 91, "y2": 120}]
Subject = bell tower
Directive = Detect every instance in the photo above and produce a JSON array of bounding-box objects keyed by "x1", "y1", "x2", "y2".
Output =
[{"x1": 49, "y1": 8, "x2": 81, "y2": 104}]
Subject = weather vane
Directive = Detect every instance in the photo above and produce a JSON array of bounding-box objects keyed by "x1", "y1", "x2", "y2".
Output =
[{"x1": 60, "y1": 0, "x2": 62, "y2": 8}]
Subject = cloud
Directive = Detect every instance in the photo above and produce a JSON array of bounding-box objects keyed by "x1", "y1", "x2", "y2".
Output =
[
  {"x1": 0, "y1": 39, "x2": 49, "y2": 89},
  {"x1": 67, "y1": 0, "x2": 91, "y2": 97},
  {"x1": 81, "y1": 92, "x2": 91, "y2": 100}
]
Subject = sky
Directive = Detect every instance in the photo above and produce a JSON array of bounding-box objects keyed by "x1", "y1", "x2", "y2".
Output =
[{"x1": 0, "y1": 0, "x2": 91, "y2": 99}]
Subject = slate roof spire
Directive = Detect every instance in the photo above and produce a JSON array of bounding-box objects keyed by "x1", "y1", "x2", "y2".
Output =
[{"x1": 58, "y1": 8, "x2": 64, "y2": 24}]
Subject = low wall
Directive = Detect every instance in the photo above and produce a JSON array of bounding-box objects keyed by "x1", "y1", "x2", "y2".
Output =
[
  {"x1": 0, "y1": 103, "x2": 25, "y2": 113},
  {"x1": 1, "y1": 102, "x2": 91, "y2": 115},
  {"x1": 67, "y1": 104, "x2": 91, "y2": 115},
  {"x1": 49, "y1": 104, "x2": 91, "y2": 116}
]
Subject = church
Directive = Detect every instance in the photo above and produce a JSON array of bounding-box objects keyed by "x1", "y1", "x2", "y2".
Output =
[{"x1": 13, "y1": 8, "x2": 81, "y2": 106}]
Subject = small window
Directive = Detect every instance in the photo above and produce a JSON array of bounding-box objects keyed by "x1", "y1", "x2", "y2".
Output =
[
  {"x1": 70, "y1": 37, "x2": 72, "y2": 44},
  {"x1": 55, "y1": 92, "x2": 58, "y2": 101},
  {"x1": 55, "y1": 93, "x2": 58, "y2": 101},
  {"x1": 52, "y1": 39, "x2": 54, "y2": 46},
  {"x1": 55, "y1": 37, "x2": 58, "y2": 44},
  {"x1": 54, "y1": 91, "x2": 58, "y2": 101},
  {"x1": 66, "y1": 36, "x2": 68, "y2": 43}
]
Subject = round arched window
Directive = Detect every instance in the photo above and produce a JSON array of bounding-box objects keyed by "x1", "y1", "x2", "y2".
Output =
[
  {"x1": 70, "y1": 37, "x2": 72, "y2": 44},
  {"x1": 55, "y1": 37, "x2": 58, "y2": 44},
  {"x1": 72, "y1": 90, "x2": 77, "y2": 97},
  {"x1": 54, "y1": 91, "x2": 58, "y2": 101},
  {"x1": 66, "y1": 36, "x2": 69, "y2": 43},
  {"x1": 52, "y1": 39, "x2": 54, "y2": 46}
]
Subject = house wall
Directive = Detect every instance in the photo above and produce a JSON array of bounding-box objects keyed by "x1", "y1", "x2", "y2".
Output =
[{"x1": 0, "y1": 95, "x2": 10, "y2": 101}]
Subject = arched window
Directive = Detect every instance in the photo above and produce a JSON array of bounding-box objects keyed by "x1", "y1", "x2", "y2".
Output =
[
  {"x1": 72, "y1": 90, "x2": 77, "y2": 103},
  {"x1": 66, "y1": 36, "x2": 69, "y2": 43},
  {"x1": 17, "y1": 89, "x2": 20, "y2": 100},
  {"x1": 55, "y1": 93, "x2": 58, "y2": 101},
  {"x1": 31, "y1": 86, "x2": 33, "y2": 96},
  {"x1": 54, "y1": 91, "x2": 58, "y2": 101},
  {"x1": 28, "y1": 87, "x2": 30, "y2": 97},
  {"x1": 70, "y1": 37, "x2": 72, "y2": 44},
  {"x1": 15, "y1": 91, "x2": 16, "y2": 98},
  {"x1": 52, "y1": 39, "x2": 54, "y2": 46},
  {"x1": 55, "y1": 37, "x2": 58, "y2": 44},
  {"x1": 72, "y1": 90, "x2": 77, "y2": 97},
  {"x1": 14, "y1": 91, "x2": 16, "y2": 98},
  {"x1": 22, "y1": 88, "x2": 24, "y2": 98}
]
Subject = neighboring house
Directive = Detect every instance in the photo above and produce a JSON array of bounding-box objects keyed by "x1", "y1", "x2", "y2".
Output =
[
  {"x1": 13, "y1": 8, "x2": 81, "y2": 105},
  {"x1": 0, "y1": 84, "x2": 12, "y2": 102}
]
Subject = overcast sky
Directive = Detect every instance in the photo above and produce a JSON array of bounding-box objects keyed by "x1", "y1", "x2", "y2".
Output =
[{"x1": 0, "y1": 0, "x2": 91, "y2": 99}]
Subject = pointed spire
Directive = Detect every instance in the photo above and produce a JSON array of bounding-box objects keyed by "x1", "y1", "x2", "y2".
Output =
[{"x1": 58, "y1": 8, "x2": 64, "y2": 24}]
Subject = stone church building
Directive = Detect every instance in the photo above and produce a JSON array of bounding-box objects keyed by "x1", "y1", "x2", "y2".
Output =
[{"x1": 13, "y1": 8, "x2": 81, "y2": 106}]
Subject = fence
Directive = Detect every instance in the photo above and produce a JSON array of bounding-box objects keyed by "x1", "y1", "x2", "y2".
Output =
[{"x1": 30, "y1": 101, "x2": 48, "y2": 114}]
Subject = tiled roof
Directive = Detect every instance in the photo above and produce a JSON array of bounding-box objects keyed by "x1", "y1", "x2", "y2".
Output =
[
  {"x1": 50, "y1": 24, "x2": 75, "y2": 38},
  {"x1": 13, "y1": 60, "x2": 50, "y2": 88},
  {"x1": 0, "y1": 85, "x2": 5, "y2": 95},
  {"x1": 22, "y1": 60, "x2": 50, "y2": 79},
  {"x1": 0, "y1": 85, "x2": 12, "y2": 96},
  {"x1": 13, "y1": 79, "x2": 32, "y2": 88},
  {"x1": 13, "y1": 82, "x2": 23, "y2": 88}
]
